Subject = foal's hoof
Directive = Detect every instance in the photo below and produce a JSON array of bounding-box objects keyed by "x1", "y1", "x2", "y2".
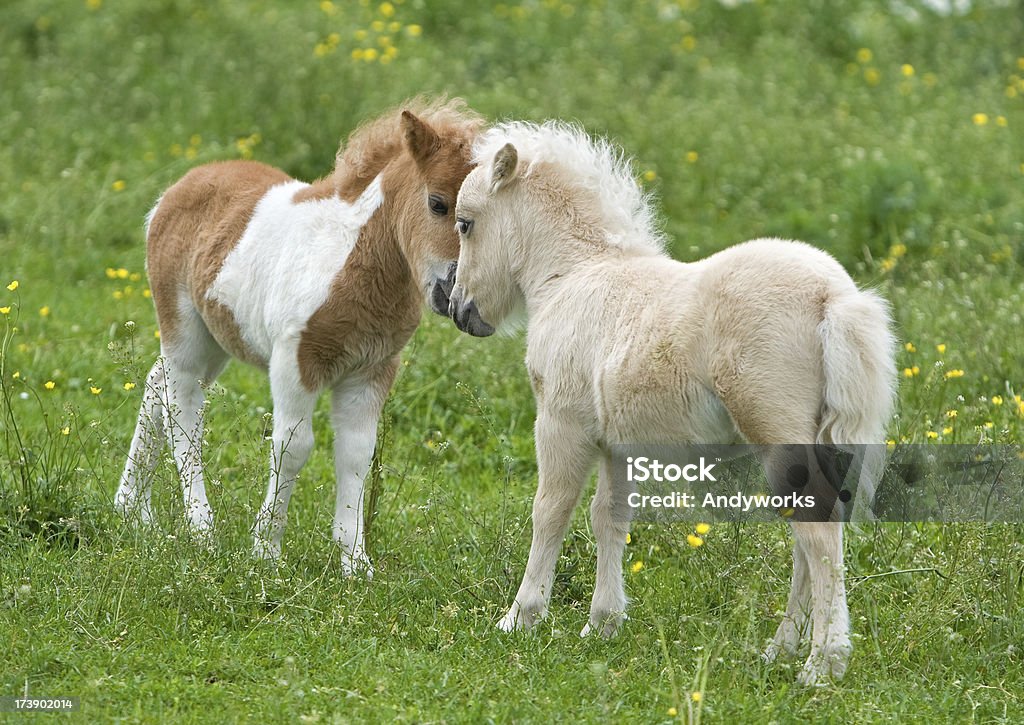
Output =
[
  {"x1": 252, "y1": 537, "x2": 281, "y2": 563},
  {"x1": 186, "y1": 509, "x2": 215, "y2": 536},
  {"x1": 340, "y1": 551, "x2": 374, "y2": 580},
  {"x1": 114, "y1": 496, "x2": 153, "y2": 527},
  {"x1": 580, "y1": 611, "x2": 627, "y2": 639},
  {"x1": 497, "y1": 601, "x2": 545, "y2": 632},
  {"x1": 796, "y1": 640, "x2": 852, "y2": 686},
  {"x1": 762, "y1": 639, "x2": 800, "y2": 664}
]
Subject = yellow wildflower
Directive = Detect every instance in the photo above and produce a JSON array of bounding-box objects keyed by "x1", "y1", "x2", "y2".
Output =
[
  {"x1": 946, "y1": 409, "x2": 957, "y2": 419},
  {"x1": 942, "y1": 426, "x2": 953, "y2": 435},
  {"x1": 905, "y1": 342, "x2": 916, "y2": 353},
  {"x1": 364, "y1": 48, "x2": 379, "y2": 61},
  {"x1": 944, "y1": 369, "x2": 964, "y2": 380},
  {"x1": 691, "y1": 691, "x2": 703, "y2": 703},
  {"x1": 117, "y1": 268, "x2": 129, "y2": 279},
  {"x1": 12, "y1": 371, "x2": 20, "y2": 380},
  {"x1": 996, "y1": 116, "x2": 1007, "y2": 127},
  {"x1": 90, "y1": 386, "x2": 102, "y2": 395},
  {"x1": 685, "y1": 150, "x2": 699, "y2": 163},
  {"x1": 379, "y1": 1, "x2": 395, "y2": 17},
  {"x1": 668, "y1": 707, "x2": 678, "y2": 717},
  {"x1": 642, "y1": 170, "x2": 657, "y2": 182},
  {"x1": 856, "y1": 48, "x2": 872, "y2": 63},
  {"x1": 936, "y1": 343, "x2": 946, "y2": 354},
  {"x1": 686, "y1": 534, "x2": 704, "y2": 548},
  {"x1": 406, "y1": 24, "x2": 422, "y2": 36},
  {"x1": 6, "y1": 280, "x2": 18, "y2": 291},
  {"x1": 972, "y1": 113, "x2": 989, "y2": 126},
  {"x1": 992, "y1": 395, "x2": 1003, "y2": 406},
  {"x1": 112, "y1": 180, "x2": 126, "y2": 192},
  {"x1": 39, "y1": 306, "x2": 50, "y2": 317},
  {"x1": 631, "y1": 560, "x2": 644, "y2": 573},
  {"x1": 900, "y1": 64, "x2": 914, "y2": 77},
  {"x1": 61, "y1": 426, "x2": 70, "y2": 436},
  {"x1": 864, "y1": 68, "x2": 881, "y2": 86},
  {"x1": 695, "y1": 522, "x2": 711, "y2": 535},
  {"x1": 0, "y1": 307, "x2": 10, "y2": 315},
  {"x1": 123, "y1": 382, "x2": 136, "y2": 391},
  {"x1": 625, "y1": 532, "x2": 631, "y2": 544},
  {"x1": 44, "y1": 381, "x2": 55, "y2": 390},
  {"x1": 926, "y1": 431, "x2": 938, "y2": 439}
]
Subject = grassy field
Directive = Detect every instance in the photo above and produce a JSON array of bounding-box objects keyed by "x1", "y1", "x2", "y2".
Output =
[{"x1": 2, "y1": 0, "x2": 1024, "y2": 721}]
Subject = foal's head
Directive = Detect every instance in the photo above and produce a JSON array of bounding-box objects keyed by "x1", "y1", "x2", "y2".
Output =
[
  {"x1": 448, "y1": 122, "x2": 664, "y2": 337},
  {"x1": 445, "y1": 141, "x2": 523, "y2": 337},
  {"x1": 340, "y1": 98, "x2": 485, "y2": 319}
]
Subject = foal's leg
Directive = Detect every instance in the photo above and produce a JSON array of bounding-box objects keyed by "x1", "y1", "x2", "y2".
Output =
[
  {"x1": 115, "y1": 359, "x2": 167, "y2": 524},
  {"x1": 762, "y1": 533, "x2": 811, "y2": 663},
  {"x1": 330, "y1": 361, "x2": 397, "y2": 578},
  {"x1": 792, "y1": 522, "x2": 850, "y2": 685},
  {"x1": 581, "y1": 452, "x2": 630, "y2": 638},
  {"x1": 759, "y1": 444, "x2": 851, "y2": 684},
  {"x1": 161, "y1": 323, "x2": 229, "y2": 533},
  {"x1": 499, "y1": 411, "x2": 597, "y2": 632},
  {"x1": 252, "y1": 346, "x2": 318, "y2": 561}
]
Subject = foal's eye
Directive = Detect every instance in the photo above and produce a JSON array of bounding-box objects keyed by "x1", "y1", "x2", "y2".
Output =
[
  {"x1": 428, "y1": 195, "x2": 449, "y2": 216},
  {"x1": 456, "y1": 217, "x2": 474, "y2": 236}
]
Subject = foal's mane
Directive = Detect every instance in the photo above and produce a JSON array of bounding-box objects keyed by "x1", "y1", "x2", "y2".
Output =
[
  {"x1": 332, "y1": 96, "x2": 484, "y2": 195},
  {"x1": 474, "y1": 121, "x2": 666, "y2": 255}
]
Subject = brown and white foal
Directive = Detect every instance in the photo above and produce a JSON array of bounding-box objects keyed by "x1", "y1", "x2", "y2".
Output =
[{"x1": 115, "y1": 100, "x2": 484, "y2": 574}]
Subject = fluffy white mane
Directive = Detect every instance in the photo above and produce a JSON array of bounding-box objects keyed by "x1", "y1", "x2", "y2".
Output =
[{"x1": 473, "y1": 121, "x2": 667, "y2": 255}]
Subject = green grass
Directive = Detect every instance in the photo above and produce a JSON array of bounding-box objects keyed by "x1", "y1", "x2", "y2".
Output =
[{"x1": 2, "y1": 0, "x2": 1023, "y2": 721}]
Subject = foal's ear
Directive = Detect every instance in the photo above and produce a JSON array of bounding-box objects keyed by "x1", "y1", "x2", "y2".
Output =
[
  {"x1": 489, "y1": 143, "x2": 519, "y2": 194},
  {"x1": 401, "y1": 111, "x2": 441, "y2": 166}
]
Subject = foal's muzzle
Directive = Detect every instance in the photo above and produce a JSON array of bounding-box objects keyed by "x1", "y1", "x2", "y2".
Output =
[
  {"x1": 448, "y1": 287, "x2": 496, "y2": 338},
  {"x1": 429, "y1": 263, "x2": 457, "y2": 317}
]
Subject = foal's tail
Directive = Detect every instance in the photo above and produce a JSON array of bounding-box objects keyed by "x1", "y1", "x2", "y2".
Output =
[{"x1": 817, "y1": 288, "x2": 897, "y2": 445}]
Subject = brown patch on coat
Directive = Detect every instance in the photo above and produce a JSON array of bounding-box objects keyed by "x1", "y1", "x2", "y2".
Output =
[
  {"x1": 147, "y1": 160, "x2": 290, "y2": 364},
  {"x1": 295, "y1": 98, "x2": 483, "y2": 390}
]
